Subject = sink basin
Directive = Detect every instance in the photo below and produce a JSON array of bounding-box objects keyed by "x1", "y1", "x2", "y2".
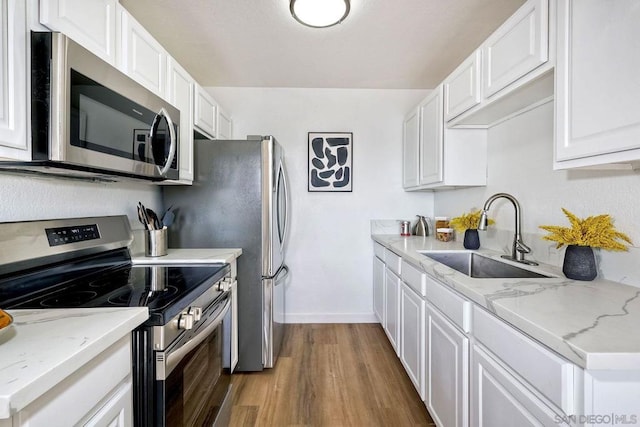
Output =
[{"x1": 420, "y1": 251, "x2": 551, "y2": 279}]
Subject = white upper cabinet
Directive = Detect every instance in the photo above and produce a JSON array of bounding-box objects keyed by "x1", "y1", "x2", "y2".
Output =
[
  {"x1": 443, "y1": 51, "x2": 481, "y2": 122},
  {"x1": 482, "y1": 0, "x2": 549, "y2": 98},
  {"x1": 554, "y1": 0, "x2": 640, "y2": 169},
  {"x1": 0, "y1": 0, "x2": 29, "y2": 160},
  {"x1": 118, "y1": 5, "x2": 167, "y2": 98},
  {"x1": 446, "y1": 0, "x2": 553, "y2": 127},
  {"x1": 165, "y1": 57, "x2": 194, "y2": 184},
  {"x1": 419, "y1": 88, "x2": 444, "y2": 185},
  {"x1": 194, "y1": 84, "x2": 217, "y2": 139},
  {"x1": 39, "y1": 0, "x2": 117, "y2": 65},
  {"x1": 403, "y1": 86, "x2": 487, "y2": 191},
  {"x1": 216, "y1": 107, "x2": 233, "y2": 140},
  {"x1": 402, "y1": 107, "x2": 420, "y2": 189}
]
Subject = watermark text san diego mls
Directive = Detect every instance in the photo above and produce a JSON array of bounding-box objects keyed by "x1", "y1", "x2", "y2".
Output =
[{"x1": 555, "y1": 414, "x2": 638, "y2": 425}]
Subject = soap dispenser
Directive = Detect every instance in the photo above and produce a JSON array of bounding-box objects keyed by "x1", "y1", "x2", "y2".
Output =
[{"x1": 412, "y1": 215, "x2": 429, "y2": 236}]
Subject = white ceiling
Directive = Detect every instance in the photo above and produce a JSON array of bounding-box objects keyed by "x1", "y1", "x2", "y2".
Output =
[{"x1": 120, "y1": 0, "x2": 526, "y2": 89}]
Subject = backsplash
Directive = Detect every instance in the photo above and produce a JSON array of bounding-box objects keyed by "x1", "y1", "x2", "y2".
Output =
[
  {"x1": 0, "y1": 173, "x2": 160, "y2": 226},
  {"x1": 435, "y1": 101, "x2": 640, "y2": 288}
]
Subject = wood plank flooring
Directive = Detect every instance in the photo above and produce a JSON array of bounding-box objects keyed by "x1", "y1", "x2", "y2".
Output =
[{"x1": 229, "y1": 323, "x2": 435, "y2": 427}]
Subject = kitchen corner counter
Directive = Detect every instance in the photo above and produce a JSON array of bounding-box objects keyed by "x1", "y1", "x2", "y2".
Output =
[
  {"x1": 131, "y1": 248, "x2": 242, "y2": 265},
  {"x1": 372, "y1": 234, "x2": 640, "y2": 371},
  {"x1": 0, "y1": 307, "x2": 148, "y2": 419}
]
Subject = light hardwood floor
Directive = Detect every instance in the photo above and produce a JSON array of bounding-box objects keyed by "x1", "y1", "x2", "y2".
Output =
[{"x1": 229, "y1": 323, "x2": 435, "y2": 426}]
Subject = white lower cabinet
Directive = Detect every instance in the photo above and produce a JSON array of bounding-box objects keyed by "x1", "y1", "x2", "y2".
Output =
[
  {"x1": 471, "y1": 344, "x2": 568, "y2": 427},
  {"x1": 15, "y1": 336, "x2": 133, "y2": 426},
  {"x1": 400, "y1": 283, "x2": 425, "y2": 399},
  {"x1": 384, "y1": 268, "x2": 401, "y2": 354},
  {"x1": 84, "y1": 380, "x2": 132, "y2": 427},
  {"x1": 426, "y1": 304, "x2": 469, "y2": 427},
  {"x1": 373, "y1": 255, "x2": 385, "y2": 324}
]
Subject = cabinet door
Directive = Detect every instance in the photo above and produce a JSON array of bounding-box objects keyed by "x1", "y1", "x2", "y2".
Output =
[
  {"x1": 84, "y1": 380, "x2": 133, "y2": 427},
  {"x1": 217, "y1": 108, "x2": 233, "y2": 140},
  {"x1": 426, "y1": 305, "x2": 469, "y2": 427},
  {"x1": 40, "y1": 0, "x2": 116, "y2": 64},
  {"x1": 400, "y1": 283, "x2": 425, "y2": 399},
  {"x1": 402, "y1": 108, "x2": 419, "y2": 188},
  {"x1": 373, "y1": 256, "x2": 385, "y2": 325},
  {"x1": 194, "y1": 84, "x2": 217, "y2": 139},
  {"x1": 555, "y1": 0, "x2": 640, "y2": 166},
  {"x1": 0, "y1": 0, "x2": 28, "y2": 159},
  {"x1": 384, "y1": 269, "x2": 401, "y2": 354},
  {"x1": 482, "y1": 0, "x2": 548, "y2": 98},
  {"x1": 166, "y1": 57, "x2": 194, "y2": 183},
  {"x1": 119, "y1": 6, "x2": 167, "y2": 97},
  {"x1": 444, "y1": 51, "x2": 481, "y2": 121},
  {"x1": 471, "y1": 345, "x2": 568, "y2": 427},
  {"x1": 418, "y1": 87, "x2": 444, "y2": 185}
]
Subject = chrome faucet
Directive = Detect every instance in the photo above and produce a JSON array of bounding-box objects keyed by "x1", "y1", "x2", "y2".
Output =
[{"x1": 478, "y1": 193, "x2": 538, "y2": 266}]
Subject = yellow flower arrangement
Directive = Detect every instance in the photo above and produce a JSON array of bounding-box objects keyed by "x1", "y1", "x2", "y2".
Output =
[
  {"x1": 449, "y1": 209, "x2": 494, "y2": 233},
  {"x1": 539, "y1": 208, "x2": 632, "y2": 251}
]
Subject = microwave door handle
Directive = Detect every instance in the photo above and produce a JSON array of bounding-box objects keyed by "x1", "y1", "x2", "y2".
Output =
[{"x1": 149, "y1": 107, "x2": 177, "y2": 176}]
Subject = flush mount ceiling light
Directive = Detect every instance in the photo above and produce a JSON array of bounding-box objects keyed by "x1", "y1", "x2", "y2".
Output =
[{"x1": 290, "y1": 0, "x2": 350, "y2": 28}]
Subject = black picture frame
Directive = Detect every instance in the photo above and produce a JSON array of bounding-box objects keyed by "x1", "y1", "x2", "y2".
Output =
[{"x1": 307, "y1": 132, "x2": 353, "y2": 192}]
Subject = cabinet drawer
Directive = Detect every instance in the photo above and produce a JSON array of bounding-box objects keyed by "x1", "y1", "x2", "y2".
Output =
[
  {"x1": 401, "y1": 260, "x2": 426, "y2": 297},
  {"x1": 385, "y1": 249, "x2": 402, "y2": 276},
  {"x1": 425, "y1": 276, "x2": 471, "y2": 332},
  {"x1": 373, "y1": 242, "x2": 386, "y2": 261},
  {"x1": 473, "y1": 306, "x2": 576, "y2": 414}
]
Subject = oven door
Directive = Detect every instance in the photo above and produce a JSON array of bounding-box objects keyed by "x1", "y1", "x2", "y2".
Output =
[{"x1": 154, "y1": 295, "x2": 231, "y2": 426}]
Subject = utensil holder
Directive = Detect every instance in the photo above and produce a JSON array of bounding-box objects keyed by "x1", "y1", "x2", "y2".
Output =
[{"x1": 145, "y1": 228, "x2": 168, "y2": 257}]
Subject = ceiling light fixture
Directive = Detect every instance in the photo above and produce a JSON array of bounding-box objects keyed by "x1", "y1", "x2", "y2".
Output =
[{"x1": 290, "y1": 0, "x2": 350, "y2": 28}]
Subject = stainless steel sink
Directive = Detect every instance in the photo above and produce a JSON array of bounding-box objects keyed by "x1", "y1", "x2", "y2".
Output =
[{"x1": 420, "y1": 251, "x2": 551, "y2": 279}]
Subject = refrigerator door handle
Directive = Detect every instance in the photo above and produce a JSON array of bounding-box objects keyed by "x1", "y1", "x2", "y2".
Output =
[
  {"x1": 263, "y1": 263, "x2": 289, "y2": 281},
  {"x1": 280, "y1": 161, "x2": 290, "y2": 248}
]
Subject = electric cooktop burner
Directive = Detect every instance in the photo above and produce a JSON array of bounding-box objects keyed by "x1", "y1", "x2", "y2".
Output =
[{"x1": 0, "y1": 248, "x2": 230, "y2": 326}]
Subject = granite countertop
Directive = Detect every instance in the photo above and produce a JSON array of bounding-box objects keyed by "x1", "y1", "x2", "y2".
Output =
[
  {"x1": 373, "y1": 234, "x2": 640, "y2": 371},
  {"x1": 0, "y1": 308, "x2": 148, "y2": 419},
  {"x1": 131, "y1": 248, "x2": 242, "y2": 265}
]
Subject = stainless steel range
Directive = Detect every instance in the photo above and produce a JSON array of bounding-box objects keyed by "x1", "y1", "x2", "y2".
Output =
[{"x1": 0, "y1": 215, "x2": 232, "y2": 426}]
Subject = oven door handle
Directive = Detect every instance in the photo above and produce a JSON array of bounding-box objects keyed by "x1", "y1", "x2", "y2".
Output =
[{"x1": 156, "y1": 297, "x2": 230, "y2": 381}]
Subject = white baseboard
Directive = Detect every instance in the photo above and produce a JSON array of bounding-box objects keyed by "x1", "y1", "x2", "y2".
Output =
[{"x1": 285, "y1": 312, "x2": 378, "y2": 324}]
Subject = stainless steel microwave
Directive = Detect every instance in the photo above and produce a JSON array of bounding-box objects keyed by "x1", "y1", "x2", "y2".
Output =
[{"x1": 0, "y1": 32, "x2": 179, "y2": 182}]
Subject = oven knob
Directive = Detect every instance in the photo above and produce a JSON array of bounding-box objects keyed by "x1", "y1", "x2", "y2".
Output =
[
  {"x1": 189, "y1": 307, "x2": 202, "y2": 322},
  {"x1": 178, "y1": 313, "x2": 194, "y2": 330}
]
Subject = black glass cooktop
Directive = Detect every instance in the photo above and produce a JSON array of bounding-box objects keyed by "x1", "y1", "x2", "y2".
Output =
[{"x1": 0, "y1": 249, "x2": 229, "y2": 325}]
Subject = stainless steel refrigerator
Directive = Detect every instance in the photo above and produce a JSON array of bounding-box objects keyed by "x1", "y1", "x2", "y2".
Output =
[{"x1": 162, "y1": 136, "x2": 290, "y2": 371}]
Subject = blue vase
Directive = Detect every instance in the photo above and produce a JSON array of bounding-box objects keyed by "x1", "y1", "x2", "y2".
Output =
[
  {"x1": 463, "y1": 229, "x2": 480, "y2": 250},
  {"x1": 563, "y1": 245, "x2": 597, "y2": 281}
]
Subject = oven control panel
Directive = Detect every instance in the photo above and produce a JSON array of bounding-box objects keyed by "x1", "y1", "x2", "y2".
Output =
[{"x1": 45, "y1": 224, "x2": 100, "y2": 246}]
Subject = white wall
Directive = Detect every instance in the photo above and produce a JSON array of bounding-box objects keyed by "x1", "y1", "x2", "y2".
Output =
[
  {"x1": 209, "y1": 87, "x2": 433, "y2": 322},
  {"x1": 435, "y1": 101, "x2": 640, "y2": 287},
  {"x1": 0, "y1": 174, "x2": 160, "y2": 228}
]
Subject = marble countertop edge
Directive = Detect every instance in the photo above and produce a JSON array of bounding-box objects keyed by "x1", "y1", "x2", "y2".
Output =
[
  {"x1": 372, "y1": 234, "x2": 640, "y2": 371},
  {"x1": 0, "y1": 307, "x2": 148, "y2": 419}
]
